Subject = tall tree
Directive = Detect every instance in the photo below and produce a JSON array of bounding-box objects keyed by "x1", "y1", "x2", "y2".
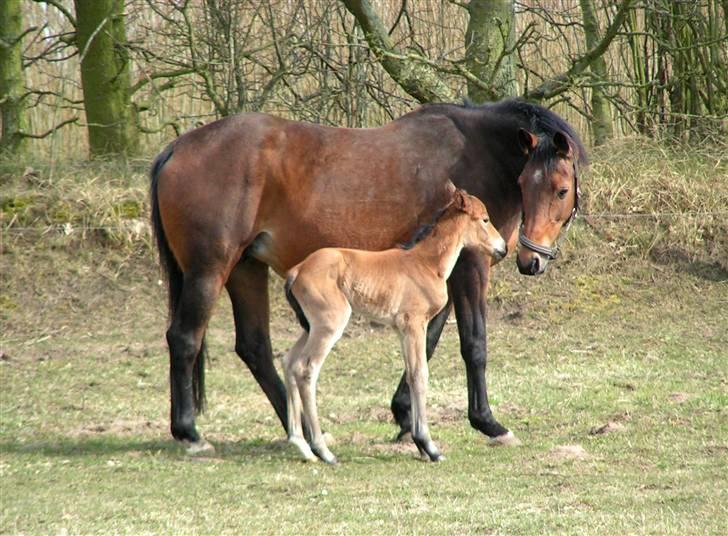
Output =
[
  {"x1": 580, "y1": 0, "x2": 613, "y2": 144},
  {"x1": 74, "y1": 0, "x2": 138, "y2": 157},
  {"x1": 0, "y1": 0, "x2": 27, "y2": 155},
  {"x1": 465, "y1": 0, "x2": 517, "y2": 101}
]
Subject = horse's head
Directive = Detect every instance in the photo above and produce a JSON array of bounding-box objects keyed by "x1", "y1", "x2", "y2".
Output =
[
  {"x1": 447, "y1": 184, "x2": 507, "y2": 262},
  {"x1": 516, "y1": 128, "x2": 581, "y2": 276}
]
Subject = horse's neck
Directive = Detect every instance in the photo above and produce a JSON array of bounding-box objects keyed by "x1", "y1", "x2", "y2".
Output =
[{"x1": 409, "y1": 217, "x2": 464, "y2": 280}]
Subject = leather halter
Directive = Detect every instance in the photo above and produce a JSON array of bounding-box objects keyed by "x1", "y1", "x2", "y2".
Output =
[{"x1": 518, "y1": 159, "x2": 580, "y2": 261}]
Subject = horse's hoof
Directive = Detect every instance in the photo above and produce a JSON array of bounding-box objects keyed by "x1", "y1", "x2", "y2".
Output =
[
  {"x1": 488, "y1": 431, "x2": 521, "y2": 447},
  {"x1": 183, "y1": 439, "x2": 215, "y2": 456},
  {"x1": 430, "y1": 453, "x2": 446, "y2": 462},
  {"x1": 289, "y1": 436, "x2": 317, "y2": 462}
]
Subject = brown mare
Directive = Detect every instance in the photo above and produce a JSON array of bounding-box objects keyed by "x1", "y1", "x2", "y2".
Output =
[
  {"x1": 149, "y1": 99, "x2": 586, "y2": 453},
  {"x1": 283, "y1": 186, "x2": 507, "y2": 464}
]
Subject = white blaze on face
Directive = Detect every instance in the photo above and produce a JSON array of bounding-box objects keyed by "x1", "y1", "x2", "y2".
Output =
[{"x1": 532, "y1": 169, "x2": 543, "y2": 183}]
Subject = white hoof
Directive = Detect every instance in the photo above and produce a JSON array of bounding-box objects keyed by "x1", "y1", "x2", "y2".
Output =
[
  {"x1": 183, "y1": 439, "x2": 215, "y2": 455},
  {"x1": 488, "y1": 431, "x2": 521, "y2": 447},
  {"x1": 289, "y1": 436, "x2": 317, "y2": 462}
]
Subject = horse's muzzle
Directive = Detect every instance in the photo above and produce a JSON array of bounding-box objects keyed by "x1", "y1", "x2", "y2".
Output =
[{"x1": 517, "y1": 254, "x2": 546, "y2": 276}]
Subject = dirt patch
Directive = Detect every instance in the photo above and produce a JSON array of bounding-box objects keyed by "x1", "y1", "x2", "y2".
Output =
[
  {"x1": 589, "y1": 421, "x2": 626, "y2": 435},
  {"x1": 668, "y1": 392, "x2": 691, "y2": 403},
  {"x1": 549, "y1": 444, "x2": 589, "y2": 461},
  {"x1": 72, "y1": 418, "x2": 165, "y2": 438}
]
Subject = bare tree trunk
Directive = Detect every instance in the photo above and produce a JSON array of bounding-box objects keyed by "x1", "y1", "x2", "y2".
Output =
[
  {"x1": 465, "y1": 0, "x2": 517, "y2": 102},
  {"x1": 74, "y1": 0, "x2": 138, "y2": 157},
  {"x1": 0, "y1": 0, "x2": 26, "y2": 155},
  {"x1": 580, "y1": 0, "x2": 613, "y2": 145}
]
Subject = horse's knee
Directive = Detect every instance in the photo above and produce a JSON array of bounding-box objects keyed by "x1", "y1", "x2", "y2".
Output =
[
  {"x1": 166, "y1": 327, "x2": 198, "y2": 366},
  {"x1": 234, "y1": 328, "x2": 271, "y2": 370},
  {"x1": 460, "y1": 339, "x2": 487, "y2": 368}
]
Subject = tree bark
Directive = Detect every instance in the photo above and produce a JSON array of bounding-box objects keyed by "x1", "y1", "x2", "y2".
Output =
[
  {"x1": 341, "y1": 0, "x2": 454, "y2": 103},
  {"x1": 580, "y1": 0, "x2": 613, "y2": 145},
  {"x1": 0, "y1": 0, "x2": 27, "y2": 155},
  {"x1": 74, "y1": 0, "x2": 138, "y2": 157},
  {"x1": 465, "y1": 0, "x2": 517, "y2": 102}
]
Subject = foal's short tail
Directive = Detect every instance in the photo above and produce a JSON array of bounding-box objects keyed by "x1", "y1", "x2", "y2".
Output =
[
  {"x1": 285, "y1": 272, "x2": 310, "y2": 333},
  {"x1": 150, "y1": 144, "x2": 206, "y2": 413}
]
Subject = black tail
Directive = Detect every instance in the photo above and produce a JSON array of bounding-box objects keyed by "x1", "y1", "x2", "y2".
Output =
[
  {"x1": 150, "y1": 145, "x2": 206, "y2": 413},
  {"x1": 285, "y1": 274, "x2": 310, "y2": 333}
]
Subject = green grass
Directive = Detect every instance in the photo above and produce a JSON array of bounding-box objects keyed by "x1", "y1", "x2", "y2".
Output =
[{"x1": 1, "y1": 142, "x2": 727, "y2": 534}]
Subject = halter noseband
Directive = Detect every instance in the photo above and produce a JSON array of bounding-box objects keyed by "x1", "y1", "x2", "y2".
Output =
[{"x1": 518, "y1": 159, "x2": 580, "y2": 261}]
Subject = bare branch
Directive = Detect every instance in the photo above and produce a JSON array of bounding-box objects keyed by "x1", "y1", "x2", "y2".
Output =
[
  {"x1": 30, "y1": 0, "x2": 77, "y2": 28},
  {"x1": 19, "y1": 116, "x2": 79, "y2": 139},
  {"x1": 525, "y1": 0, "x2": 635, "y2": 101}
]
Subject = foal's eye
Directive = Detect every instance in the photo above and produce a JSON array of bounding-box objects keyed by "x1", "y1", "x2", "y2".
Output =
[
  {"x1": 557, "y1": 188, "x2": 569, "y2": 199},
  {"x1": 483, "y1": 218, "x2": 490, "y2": 224}
]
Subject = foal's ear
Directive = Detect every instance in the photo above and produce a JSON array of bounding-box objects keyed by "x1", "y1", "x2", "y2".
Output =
[
  {"x1": 552, "y1": 131, "x2": 571, "y2": 157},
  {"x1": 453, "y1": 189, "x2": 470, "y2": 212},
  {"x1": 518, "y1": 128, "x2": 538, "y2": 155}
]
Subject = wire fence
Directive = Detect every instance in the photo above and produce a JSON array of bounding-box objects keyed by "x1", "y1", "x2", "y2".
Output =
[{"x1": 2, "y1": 210, "x2": 727, "y2": 235}]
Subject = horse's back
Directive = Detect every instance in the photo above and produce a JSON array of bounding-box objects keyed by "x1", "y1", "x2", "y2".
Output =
[{"x1": 153, "y1": 110, "x2": 466, "y2": 275}]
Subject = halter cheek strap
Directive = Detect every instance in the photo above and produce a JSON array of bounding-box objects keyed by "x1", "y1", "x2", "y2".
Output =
[{"x1": 518, "y1": 160, "x2": 580, "y2": 261}]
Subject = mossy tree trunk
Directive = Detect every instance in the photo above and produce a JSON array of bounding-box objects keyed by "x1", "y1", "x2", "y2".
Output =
[
  {"x1": 74, "y1": 0, "x2": 138, "y2": 157},
  {"x1": 465, "y1": 0, "x2": 517, "y2": 102},
  {"x1": 0, "y1": 0, "x2": 27, "y2": 155},
  {"x1": 341, "y1": 0, "x2": 454, "y2": 103},
  {"x1": 580, "y1": 0, "x2": 613, "y2": 145}
]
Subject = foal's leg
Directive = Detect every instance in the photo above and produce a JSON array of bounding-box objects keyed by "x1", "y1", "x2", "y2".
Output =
[
  {"x1": 283, "y1": 333, "x2": 316, "y2": 461},
  {"x1": 391, "y1": 300, "x2": 452, "y2": 440},
  {"x1": 297, "y1": 306, "x2": 351, "y2": 465},
  {"x1": 450, "y1": 249, "x2": 518, "y2": 445},
  {"x1": 400, "y1": 320, "x2": 442, "y2": 462},
  {"x1": 226, "y1": 259, "x2": 288, "y2": 432},
  {"x1": 167, "y1": 269, "x2": 223, "y2": 452}
]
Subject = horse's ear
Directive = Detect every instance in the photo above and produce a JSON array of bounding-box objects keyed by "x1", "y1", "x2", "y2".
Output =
[
  {"x1": 444, "y1": 180, "x2": 457, "y2": 197},
  {"x1": 453, "y1": 189, "x2": 471, "y2": 212},
  {"x1": 518, "y1": 129, "x2": 538, "y2": 155},
  {"x1": 552, "y1": 131, "x2": 571, "y2": 157}
]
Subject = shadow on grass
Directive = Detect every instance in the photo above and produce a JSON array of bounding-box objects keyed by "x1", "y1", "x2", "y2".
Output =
[
  {"x1": 0, "y1": 434, "x2": 416, "y2": 464},
  {"x1": 650, "y1": 247, "x2": 728, "y2": 282}
]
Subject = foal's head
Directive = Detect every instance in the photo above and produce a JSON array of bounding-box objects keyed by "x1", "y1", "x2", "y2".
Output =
[
  {"x1": 516, "y1": 129, "x2": 582, "y2": 275},
  {"x1": 447, "y1": 186, "x2": 507, "y2": 262}
]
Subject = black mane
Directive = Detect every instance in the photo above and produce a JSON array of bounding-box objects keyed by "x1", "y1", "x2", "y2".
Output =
[
  {"x1": 468, "y1": 98, "x2": 589, "y2": 167},
  {"x1": 397, "y1": 204, "x2": 450, "y2": 250}
]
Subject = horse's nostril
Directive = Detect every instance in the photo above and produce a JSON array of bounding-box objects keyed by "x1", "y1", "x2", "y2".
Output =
[{"x1": 530, "y1": 256, "x2": 540, "y2": 274}]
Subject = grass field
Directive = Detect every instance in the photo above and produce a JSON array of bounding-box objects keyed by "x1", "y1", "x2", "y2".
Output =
[{"x1": 1, "y1": 140, "x2": 726, "y2": 534}]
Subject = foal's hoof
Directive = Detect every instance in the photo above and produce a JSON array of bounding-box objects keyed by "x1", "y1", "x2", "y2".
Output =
[
  {"x1": 183, "y1": 439, "x2": 216, "y2": 456},
  {"x1": 488, "y1": 431, "x2": 521, "y2": 447},
  {"x1": 288, "y1": 436, "x2": 318, "y2": 462}
]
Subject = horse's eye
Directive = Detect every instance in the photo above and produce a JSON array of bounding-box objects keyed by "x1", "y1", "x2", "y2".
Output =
[
  {"x1": 557, "y1": 188, "x2": 569, "y2": 199},
  {"x1": 483, "y1": 218, "x2": 489, "y2": 224}
]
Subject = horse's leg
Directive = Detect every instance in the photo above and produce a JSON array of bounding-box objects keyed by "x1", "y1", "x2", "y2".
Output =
[
  {"x1": 450, "y1": 249, "x2": 519, "y2": 446},
  {"x1": 226, "y1": 258, "x2": 288, "y2": 432},
  {"x1": 401, "y1": 321, "x2": 442, "y2": 461},
  {"x1": 296, "y1": 307, "x2": 350, "y2": 465},
  {"x1": 167, "y1": 270, "x2": 223, "y2": 453},
  {"x1": 391, "y1": 300, "x2": 452, "y2": 439},
  {"x1": 283, "y1": 332, "x2": 317, "y2": 462}
]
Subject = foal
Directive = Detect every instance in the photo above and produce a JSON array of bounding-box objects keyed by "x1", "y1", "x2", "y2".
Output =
[{"x1": 282, "y1": 186, "x2": 507, "y2": 464}]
